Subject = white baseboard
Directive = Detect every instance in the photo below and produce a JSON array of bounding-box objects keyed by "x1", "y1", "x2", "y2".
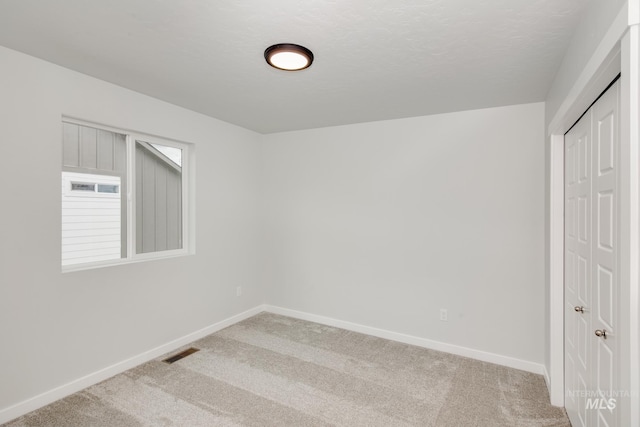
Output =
[
  {"x1": 543, "y1": 365, "x2": 551, "y2": 390},
  {"x1": 264, "y1": 305, "x2": 545, "y2": 375},
  {"x1": 0, "y1": 304, "x2": 266, "y2": 425}
]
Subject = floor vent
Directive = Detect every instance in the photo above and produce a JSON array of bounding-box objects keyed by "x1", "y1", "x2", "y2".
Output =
[{"x1": 163, "y1": 347, "x2": 200, "y2": 364}]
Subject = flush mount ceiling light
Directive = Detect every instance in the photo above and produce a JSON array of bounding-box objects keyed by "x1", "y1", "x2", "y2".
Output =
[{"x1": 264, "y1": 43, "x2": 314, "y2": 71}]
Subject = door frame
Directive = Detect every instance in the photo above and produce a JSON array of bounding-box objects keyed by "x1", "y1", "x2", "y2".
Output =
[{"x1": 547, "y1": 5, "x2": 639, "y2": 426}]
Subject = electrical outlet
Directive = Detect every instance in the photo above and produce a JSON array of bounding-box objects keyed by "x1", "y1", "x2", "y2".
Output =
[
  {"x1": 236, "y1": 286, "x2": 242, "y2": 297},
  {"x1": 440, "y1": 309, "x2": 448, "y2": 321}
]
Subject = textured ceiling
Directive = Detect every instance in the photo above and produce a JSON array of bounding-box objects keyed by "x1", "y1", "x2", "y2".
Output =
[{"x1": 0, "y1": 0, "x2": 586, "y2": 133}]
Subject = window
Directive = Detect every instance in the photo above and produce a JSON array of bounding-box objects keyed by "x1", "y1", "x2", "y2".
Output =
[{"x1": 62, "y1": 119, "x2": 192, "y2": 270}]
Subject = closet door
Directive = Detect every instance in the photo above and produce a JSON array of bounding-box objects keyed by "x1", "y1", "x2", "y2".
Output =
[
  {"x1": 565, "y1": 107, "x2": 593, "y2": 427},
  {"x1": 590, "y1": 81, "x2": 619, "y2": 427},
  {"x1": 564, "y1": 80, "x2": 619, "y2": 427}
]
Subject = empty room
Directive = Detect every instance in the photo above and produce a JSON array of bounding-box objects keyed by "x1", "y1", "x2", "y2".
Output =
[{"x1": 0, "y1": 1, "x2": 638, "y2": 426}]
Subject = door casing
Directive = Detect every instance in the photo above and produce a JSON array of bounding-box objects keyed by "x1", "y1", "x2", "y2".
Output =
[{"x1": 547, "y1": 10, "x2": 640, "y2": 427}]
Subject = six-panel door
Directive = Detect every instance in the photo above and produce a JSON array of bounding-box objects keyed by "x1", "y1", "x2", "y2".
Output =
[{"x1": 564, "y1": 80, "x2": 619, "y2": 427}]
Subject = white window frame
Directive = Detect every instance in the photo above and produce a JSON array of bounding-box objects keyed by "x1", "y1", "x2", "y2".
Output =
[{"x1": 62, "y1": 117, "x2": 194, "y2": 272}]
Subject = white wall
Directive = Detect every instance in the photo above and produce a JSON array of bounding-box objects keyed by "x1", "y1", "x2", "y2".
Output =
[
  {"x1": 0, "y1": 46, "x2": 263, "y2": 413},
  {"x1": 261, "y1": 103, "x2": 546, "y2": 364}
]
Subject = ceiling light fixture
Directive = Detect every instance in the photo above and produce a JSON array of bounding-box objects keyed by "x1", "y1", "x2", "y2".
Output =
[{"x1": 264, "y1": 43, "x2": 314, "y2": 71}]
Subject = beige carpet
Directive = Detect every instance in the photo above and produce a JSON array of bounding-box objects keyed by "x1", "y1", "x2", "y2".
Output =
[{"x1": 4, "y1": 313, "x2": 570, "y2": 426}]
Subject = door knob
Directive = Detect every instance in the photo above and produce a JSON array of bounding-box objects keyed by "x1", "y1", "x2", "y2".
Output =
[
  {"x1": 595, "y1": 329, "x2": 607, "y2": 339},
  {"x1": 574, "y1": 306, "x2": 585, "y2": 313}
]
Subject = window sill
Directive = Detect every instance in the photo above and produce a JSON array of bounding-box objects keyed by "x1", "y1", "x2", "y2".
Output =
[{"x1": 61, "y1": 249, "x2": 192, "y2": 273}]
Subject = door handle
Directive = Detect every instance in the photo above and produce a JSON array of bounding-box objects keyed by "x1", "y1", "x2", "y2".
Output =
[
  {"x1": 574, "y1": 306, "x2": 585, "y2": 313},
  {"x1": 595, "y1": 329, "x2": 607, "y2": 339}
]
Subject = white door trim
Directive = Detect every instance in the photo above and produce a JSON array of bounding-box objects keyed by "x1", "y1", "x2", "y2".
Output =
[
  {"x1": 547, "y1": 3, "x2": 639, "y2": 425},
  {"x1": 549, "y1": 132, "x2": 565, "y2": 407},
  {"x1": 619, "y1": 23, "x2": 640, "y2": 427}
]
